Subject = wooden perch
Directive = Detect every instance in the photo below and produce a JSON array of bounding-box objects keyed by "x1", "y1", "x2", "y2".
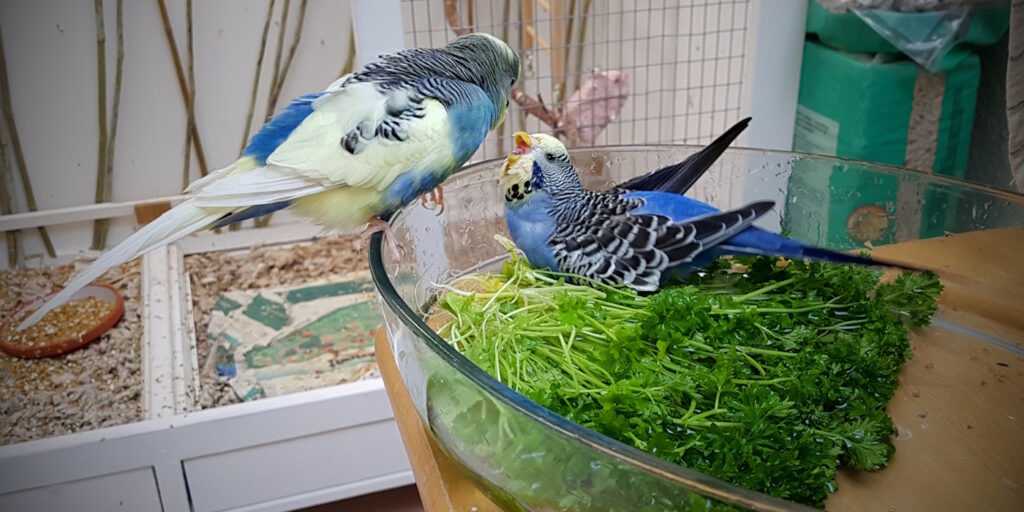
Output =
[{"x1": 445, "y1": 0, "x2": 563, "y2": 132}]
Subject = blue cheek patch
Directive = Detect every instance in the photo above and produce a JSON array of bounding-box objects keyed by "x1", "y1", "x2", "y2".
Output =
[{"x1": 531, "y1": 161, "x2": 545, "y2": 191}]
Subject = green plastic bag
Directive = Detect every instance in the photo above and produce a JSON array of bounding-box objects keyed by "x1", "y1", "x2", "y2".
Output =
[{"x1": 805, "y1": 0, "x2": 1010, "y2": 72}]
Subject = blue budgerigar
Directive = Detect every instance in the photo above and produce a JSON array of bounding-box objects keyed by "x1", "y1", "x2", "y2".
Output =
[
  {"x1": 500, "y1": 128, "x2": 918, "y2": 292},
  {"x1": 19, "y1": 33, "x2": 520, "y2": 330}
]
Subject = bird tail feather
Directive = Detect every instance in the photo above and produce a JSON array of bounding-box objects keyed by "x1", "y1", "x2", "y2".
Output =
[
  {"x1": 17, "y1": 200, "x2": 221, "y2": 330},
  {"x1": 617, "y1": 117, "x2": 751, "y2": 195},
  {"x1": 718, "y1": 243, "x2": 925, "y2": 273}
]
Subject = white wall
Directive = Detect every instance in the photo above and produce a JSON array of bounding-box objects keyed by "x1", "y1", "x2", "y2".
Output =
[{"x1": 0, "y1": 0, "x2": 354, "y2": 261}]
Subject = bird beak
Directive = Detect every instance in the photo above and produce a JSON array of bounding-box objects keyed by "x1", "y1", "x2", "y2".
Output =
[{"x1": 513, "y1": 131, "x2": 532, "y2": 154}]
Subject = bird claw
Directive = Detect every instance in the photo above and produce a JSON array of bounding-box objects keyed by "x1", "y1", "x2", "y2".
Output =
[
  {"x1": 356, "y1": 218, "x2": 403, "y2": 264},
  {"x1": 419, "y1": 186, "x2": 446, "y2": 216}
]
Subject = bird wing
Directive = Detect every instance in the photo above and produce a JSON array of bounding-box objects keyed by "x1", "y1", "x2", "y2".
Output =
[
  {"x1": 551, "y1": 200, "x2": 774, "y2": 291},
  {"x1": 188, "y1": 78, "x2": 492, "y2": 208},
  {"x1": 616, "y1": 117, "x2": 750, "y2": 195}
]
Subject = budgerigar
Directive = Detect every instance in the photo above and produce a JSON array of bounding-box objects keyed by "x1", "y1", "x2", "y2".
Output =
[
  {"x1": 500, "y1": 128, "x2": 919, "y2": 292},
  {"x1": 18, "y1": 33, "x2": 520, "y2": 330}
]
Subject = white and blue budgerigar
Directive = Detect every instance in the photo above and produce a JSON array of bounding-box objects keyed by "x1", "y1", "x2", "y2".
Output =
[
  {"x1": 18, "y1": 33, "x2": 520, "y2": 330},
  {"x1": 500, "y1": 128, "x2": 918, "y2": 292}
]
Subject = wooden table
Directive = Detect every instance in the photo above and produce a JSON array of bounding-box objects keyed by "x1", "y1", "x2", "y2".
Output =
[{"x1": 375, "y1": 227, "x2": 1024, "y2": 512}]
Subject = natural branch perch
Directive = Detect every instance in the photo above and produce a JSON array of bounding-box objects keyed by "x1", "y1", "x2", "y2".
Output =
[
  {"x1": 0, "y1": 126, "x2": 20, "y2": 267},
  {"x1": 338, "y1": 25, "x2": 356, "y2": 79},
  {"x1": 571, "y1": 0, "x2": 592, "y2": 98},
  {"x1": 264, "y1": 0, "x2": 291, "y2": 120},
  {"x1": 93, "y1": 0, "x2": 125, "y2": 250},
  {"x1": 0, "y1": 24, "x2": 55, "y2": 257},
  {"x1": 233, "y1": 0, "x2": 278, "y2": 231},
  {"x1": 239, "y1": 0, "x2": 277, "y2": 154},
  {"x1": 91, "y1": 0, "x2": 110, "y2": 250},
  {"x1": 182, "y1": 0, "x2": 196, "y2": 191},
  {"x1": 496, "y1": 0, "x2": 511, "y2": 150},
  {"x1": 274, "y1": 0, "x2": 308, "y2": 94},
  {"x1": 255, "y1": 0, "x2": 310, "y2": 229},
  {"x1": 156, "y1": 0, "x2": 209, "y2": 178}
]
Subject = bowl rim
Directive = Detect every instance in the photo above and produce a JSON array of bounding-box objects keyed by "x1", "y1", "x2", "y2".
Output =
[
  {"x1": 0, "y1": 283, "x2": 125, "y2": 359},
  {"x1": 368, "y1": 144, "x2": 1024, "y2": 511}
]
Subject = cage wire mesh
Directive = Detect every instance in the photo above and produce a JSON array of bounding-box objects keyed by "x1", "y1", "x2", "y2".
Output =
[{"x1": 401, "y1": 0, "x2": 751, "y2": 162}]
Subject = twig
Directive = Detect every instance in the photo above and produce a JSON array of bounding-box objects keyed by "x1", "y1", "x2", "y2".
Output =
[
  {"x1": 272, "y1": 0, "x2": 308, "y2": 104},
  {"x1": 239, "y1": 0, "x2": 277, "y2": 154},
  {"x1": 156, "y1": 0, "x2": 209, "y2": 178},
  {"x1": 0, "y1": 24, "x2": 55, "y2": 257},
  {"x1": 496, "y1": 0, "x2": 511, "y2": 153},
  {"x1": 550, "y1": 0, "x2": 567, "y2": 106},
  {"x1": 559, "y1": 0, "x2": 576, "y2": 105},
  {"x1": 93, "y1": 0, "x2": 125, "y2": 250},
  {"x1": 0, "y1": 128, "x2": 19, "y2": 267},
  {"x1": 512, "y1": 88, "x2": 560, "y2": 128},
  {"x1": 571, "y1": 0, "x2": 591, "y2": 98},
  {"x1": 91, "y1": 0, "x2": 109, "y2": 250},
  {"x1": 338, "y1": 25, "x2": 355, "y2": 78},
  {"x1": 256, "y1": 0, "x2": 310, "y2": 228},
  {"x1": 228, "y1": 0, "x2": 278, "y2": 233},
  {"x1": 264, "y1": 0, "x2": 291, "y2": 120},
  {"x1": 444, "y1": 0, "x2": 471, "y2": 36},
  {"x1": 444, "y1": 0, "x2": 561, "y2": 131},
  {"x1": 182, "y1": 0, "x2": 196, "y2": 191}
]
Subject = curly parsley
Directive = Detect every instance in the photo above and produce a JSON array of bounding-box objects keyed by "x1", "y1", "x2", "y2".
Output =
[{"x1": 432, "y1": 237, "x2": 943, "y2": 509}]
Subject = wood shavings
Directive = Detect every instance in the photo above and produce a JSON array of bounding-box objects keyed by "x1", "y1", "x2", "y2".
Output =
[
  {"x1": 0, "y1": 260, "x2": 142, "y2": 446},
  {"x1": 184, "y1": 235, "x2": 371, "y2": 409}
]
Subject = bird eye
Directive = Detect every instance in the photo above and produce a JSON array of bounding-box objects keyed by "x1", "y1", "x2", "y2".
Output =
[{"x1": 544, "y1": 152, "x2": 555, "y2": 160}]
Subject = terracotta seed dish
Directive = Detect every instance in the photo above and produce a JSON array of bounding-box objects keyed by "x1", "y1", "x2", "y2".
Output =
[{"x1": 0, "y1": 283, "x2": 125, "y2": 359}]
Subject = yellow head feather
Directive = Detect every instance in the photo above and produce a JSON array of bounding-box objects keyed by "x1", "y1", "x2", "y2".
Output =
[{"x1": 501, "y1": 138, "x2": 537, "y2": 204}]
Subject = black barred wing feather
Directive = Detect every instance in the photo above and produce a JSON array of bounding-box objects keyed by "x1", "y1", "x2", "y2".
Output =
[
  {"x1": 616, "y1": 117, "x2": 751, "y2": 195},
  {"x1": 341, "y1": 77, "x2": 489, "y2": 155},
  {"x1": 550, "y1": 200, "x2": 775, "y2": 292}
]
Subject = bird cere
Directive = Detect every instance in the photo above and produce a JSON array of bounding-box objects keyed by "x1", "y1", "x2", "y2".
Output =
[{"x1": 426, "y1": 117, "x2": 944, "y2": 507}]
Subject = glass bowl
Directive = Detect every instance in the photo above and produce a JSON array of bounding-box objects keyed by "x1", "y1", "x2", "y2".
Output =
[{"x1": 369, "y1": 146, "x2": 1024, "y2": 511}]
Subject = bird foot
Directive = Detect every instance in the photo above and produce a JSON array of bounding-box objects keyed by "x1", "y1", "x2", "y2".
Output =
[
  {"x1": 419, "y1": 186, "x2": 446, "y2": 216},
  {"x1": 356, "y1": 217, "x2": 403, "y2": 263}
]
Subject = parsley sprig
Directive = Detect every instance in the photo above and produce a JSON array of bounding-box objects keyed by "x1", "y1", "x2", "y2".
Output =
[{"x1": 432, "y1": 236, "x2": 943, "y2": 509}]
